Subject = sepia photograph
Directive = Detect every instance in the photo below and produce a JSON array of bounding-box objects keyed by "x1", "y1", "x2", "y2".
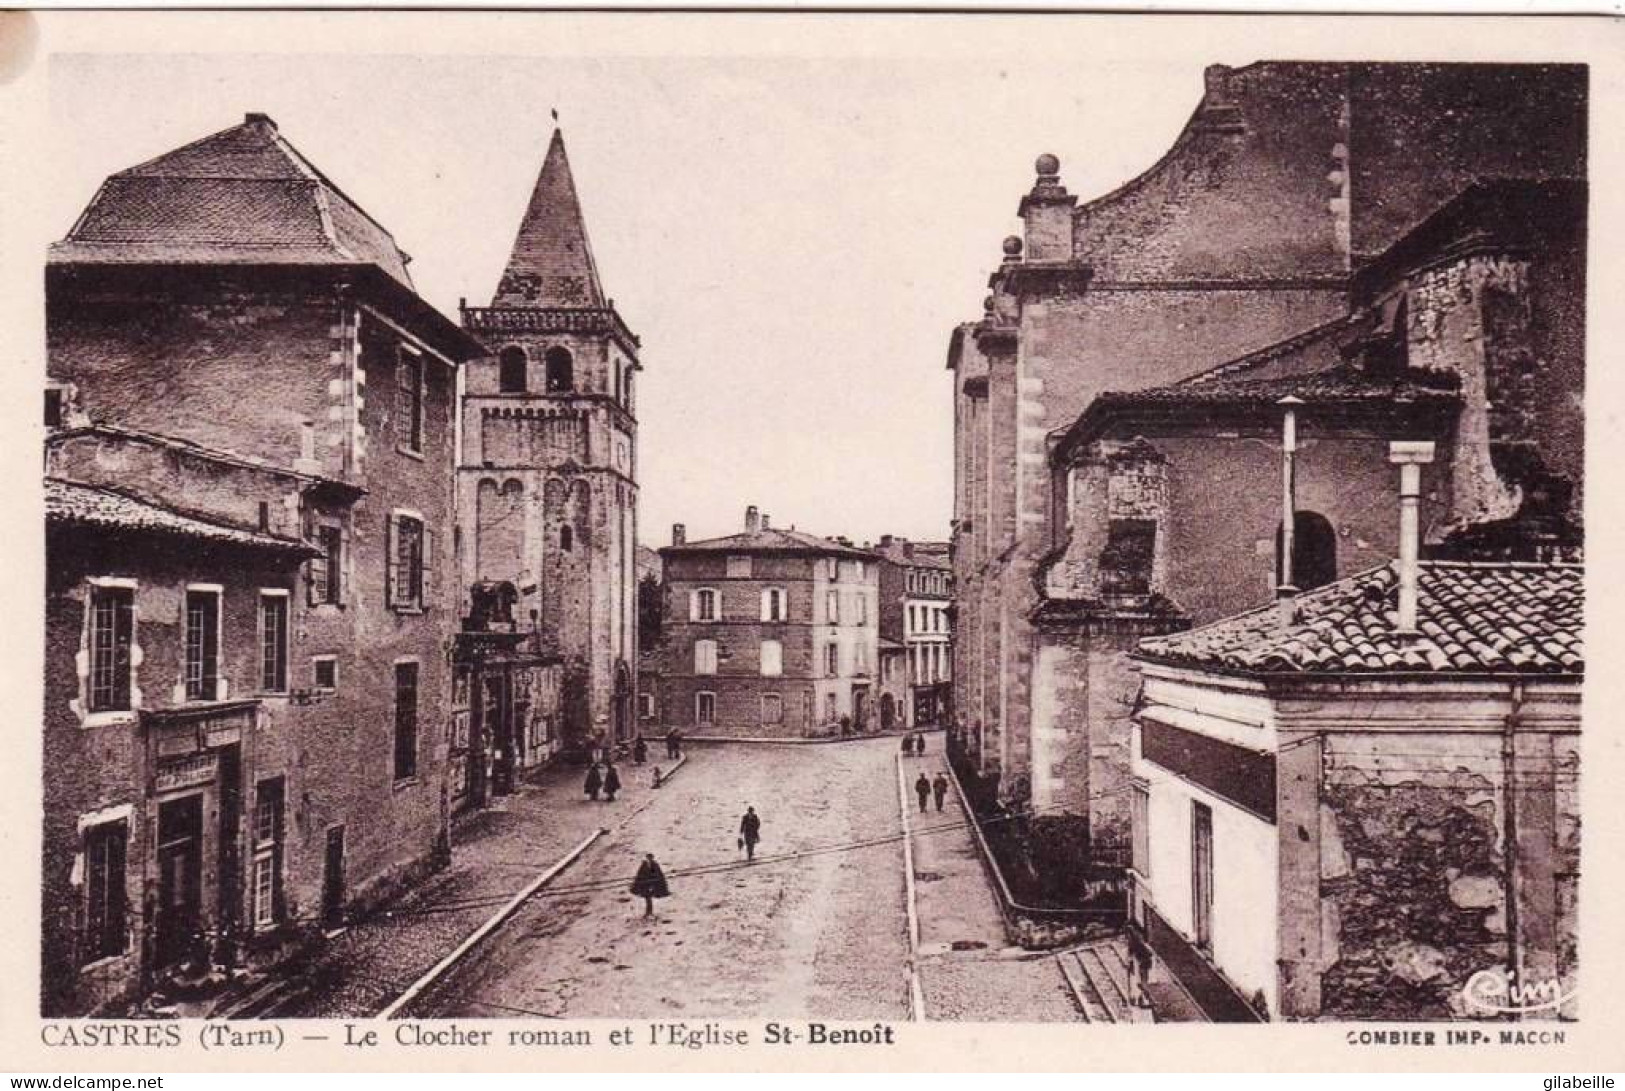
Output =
[{"x1": 3, "y1": 7, "x2": 1619, "y2": 1077}]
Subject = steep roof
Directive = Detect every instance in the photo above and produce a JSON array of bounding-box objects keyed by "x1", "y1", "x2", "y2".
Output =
[
  {"x1": 663, "y1": 527, "x2": 875, "y2": 560},
  {"x1": 492, "y1": 129, "x2": 605, "y2": 308},
  {"x1": 45, "y1": 477, "x2": 316, "y2": 556},
  {"x1": 1136, "y1": 560, "x2": 1583, "y2": 677},
  {"x1": 51, "y1": 114, "x2": 413, "y2": 287}
]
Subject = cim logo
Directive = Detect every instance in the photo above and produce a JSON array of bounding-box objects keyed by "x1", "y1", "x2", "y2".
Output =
[{"x1": 1463, "y1": 967, "x2": 1576, "y2": 1015}]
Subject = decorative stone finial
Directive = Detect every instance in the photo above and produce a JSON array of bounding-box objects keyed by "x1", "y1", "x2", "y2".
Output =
[
  {"x1": 1002, "y1": 235, "x2": 1024, "y2": 259},
  {"x1": 983, "y1": 294, "x2": 996, "y2": 313},
  {"x1": 1035, "y1": 153, "x2": 1060, "y2": 177}
]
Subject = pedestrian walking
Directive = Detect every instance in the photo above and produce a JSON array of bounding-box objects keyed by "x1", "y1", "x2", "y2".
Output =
[
  {"x1": 584, "y1": 762, "x2": 603, "y2": 801},
  {"x1": 917, "y1": 732, "x2": 928, "y2": 757},
  {"x1": 900, "y1": 734, "x2": 913, "y2": 758},
  {"x1": 603, "y1": 762, "x2": 622, "y2": 802},
  {"x1": 651, "y1": 766, "x2": 664, "y2": 788},
  {"x1": 738, "y1": 806, "x2": 762, "y2": 862},
  {"x1": 630, "y1": 853, "x2": 671, "y2": 918},
  {"x1": 633, "y1": 736, "x2": 648, "y2": 765},
  {"x1": 932, "y1": 772, "x2": 948, "y2": 813},
  {"x1": 914, "y1": 772, "x2": 930, "y2": 813}
]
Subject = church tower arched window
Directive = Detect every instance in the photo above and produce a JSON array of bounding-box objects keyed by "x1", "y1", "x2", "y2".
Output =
[
  {"x1": 499, "y1": 346, "x2": 528, "y2": 393},
  {"x1": 545, "y1": 347, "x2": 574, "y2": 393}
]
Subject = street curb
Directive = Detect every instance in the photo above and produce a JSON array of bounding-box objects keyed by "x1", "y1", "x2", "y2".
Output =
[
  {"x1": 376, "y1": 826, "x2": 606, "y2": 1019},
  {"x1": 894, "y1": 752, "x2": 927, "y2": 1023}
]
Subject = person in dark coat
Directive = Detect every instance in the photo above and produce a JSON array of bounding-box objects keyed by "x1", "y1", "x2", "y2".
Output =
[
  {"x1": 665, "y1": 728, "x2": 679, "y2": 759},
  {"x1": 584, "y1": 762, "x2": 603, "y2": 801},
  {"x1": 739, "y1": 806, "x2": 762, "y2": 862},
  {"x1": 603, "y1": 763, "x2": 622, "y2": 802},
  {"x1": 630, "y1": 853, "x2": 670, "y2": 917},
  {"x1": 914, "y1": 772, "x2": 931, "y2": 813},
  {"x1": 633, "y1": 736, "x2": 648, "y2": 765},
  {"x1": 932, "y1": 772, "x2": 949, "y2": 813},
  {"x1": 900, "y1": 734, "x2": 913, "y2": 757},
  {"x1": 917, "y1": 732, "x2": 928, "y2": 756}
]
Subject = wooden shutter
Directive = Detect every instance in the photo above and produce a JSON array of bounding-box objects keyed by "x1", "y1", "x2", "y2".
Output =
[
  {"x1": 386, "y1": 515, "x2": 400, "y2": 608},
  {"x1": 422, "y1": 527, "x2": 435, "y2": 608},
  {"x1": 689, "y1": 590, "x2": 699, "y2": 622}
]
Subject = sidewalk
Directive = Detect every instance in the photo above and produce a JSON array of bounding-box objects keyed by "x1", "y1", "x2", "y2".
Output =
[
  {"x1": 901, "y1": 752, "x2": 1080, "y2": 1022},
  {"x1": 266, "y1": 754, "x2": 690, "y2": 1018}
]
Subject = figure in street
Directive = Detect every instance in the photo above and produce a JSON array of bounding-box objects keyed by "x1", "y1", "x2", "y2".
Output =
[
  {"x1": 917, "y1": 732, "x2": 928, "y2": 757},
  {"x1": 651, "y1": 766, "x2": 664, "y2": 788},
  {"x1": 932, "y1": 772, "x2": 948, "y2": 813},
  {"x1": 603, "y1": 762, "x2": 622, "y2": 802},
  {"x1": 631, "y1": 853, "x2": 671, "y2": 918},
  {"x1": 739, "y1": 806, "x2": 762, "y2": 862},
  {"x1": 633, "y1": 735, "x2": 648, "y2": 765},
  {"x1": 900, "y1": 734, "x2": 913, "y2": 758},
  {"x1": 915, "y1": 772, "x2": 931, "y2": 813},
  {"x1": 584, "y1": 762, "x2": 603, "y2": 801}
]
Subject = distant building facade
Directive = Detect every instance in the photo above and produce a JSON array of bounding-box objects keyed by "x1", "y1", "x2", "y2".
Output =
[
  {"x1": 947, "y1": 62, "x2": 1585, "y2": 895},
  {"x1": 458, "y1": 129, "x2": 641, "y2": 767},
  {"x1": 43, "y1": 114, "x2": 481, "y2": 1014},
  {"x1": 874, "y1": 536, "x2": 953, "y2": 729},
  {"x1": 658, "y1": 509, "x2": 880, "y2": 738}
]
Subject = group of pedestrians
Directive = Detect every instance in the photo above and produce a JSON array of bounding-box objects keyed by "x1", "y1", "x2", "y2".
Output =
[
  {"x1": 914, "y1": 770, "x2": 950, "y2": 813},
  {"x1": 628, "y1": 804, "x2": 764, "y2": 918},
  {"x1": 899, "y1": 731, "x2": 930, "y2": 757},
  {"x1": 590, "y1": 729, "x2": 689, "y2": 801}
]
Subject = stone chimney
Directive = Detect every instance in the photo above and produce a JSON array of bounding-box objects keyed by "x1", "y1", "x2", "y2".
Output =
[
  {"x1": 761, "y1": 512, "x2": 771, "y2": 530},
  {"x1": 745, "y1": 505, "x2": 760, "y2": 533},
  {"x1": 1389, "y1": 441, "x2": 1437, "y2": 636},
  {"x1": 244, "y1": 112, "x2": 277, "y2": 133},
  {"x1": 672, "y1": 523, "x2": 686, "y2": 547},
  {"x1": 1017, "y1": 154, "x2": 1077, "y2": 262}
]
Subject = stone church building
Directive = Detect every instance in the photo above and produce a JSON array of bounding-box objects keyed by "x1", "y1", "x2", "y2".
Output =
[
  {"x1": 948, "y1": 62, "x2": 1586, "y2": 899},
  {"x1": 457, "y1": 128, "x2": 642, "y2": 767}
]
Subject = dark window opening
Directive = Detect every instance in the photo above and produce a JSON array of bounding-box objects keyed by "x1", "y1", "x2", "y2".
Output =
[
  {"x1": 313, "y1": 657, "x2": 337, "y2": 691},
  {"x1": 498, "y1": 346, "x2": 528, "y2": 393},
  {"x1": 1192, "y1": 800, "x2": 1213, "y2": 953},
  {"x1": 260, "y1": 594, "x2": 288, "y2": 692},
  {"x1": 45, "y1": 388, "x2": 63, "y2": 428},
  {"x1": 394, "y1": 662, "x2": 419, "y2": 781},
  {"x1": 398, "y1": 352, "x2": 424, "y2": 452},
  {"x1": 560, "y1": 524, "x2": 573, "y2": 552},
  {"x1": 309, "y1": 525, "x2": 342, "y2": 605},
  {"x1": 83, "y1": 820, "x2": 128, "y2": 962},
  {"x1": 1276, "y1": 511, "x2": 1337, "y2": 592},
  {"x1": 545, "y1": 347, "x2": 574, "y2": 393},
  {"x1": 1098, "y1": 518, "x2": 1157, "y2": 596}
]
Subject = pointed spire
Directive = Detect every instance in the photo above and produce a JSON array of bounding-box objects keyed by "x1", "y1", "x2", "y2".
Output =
[{"x1": 492, "y1": 128, "x2": 605, "y2": 308}]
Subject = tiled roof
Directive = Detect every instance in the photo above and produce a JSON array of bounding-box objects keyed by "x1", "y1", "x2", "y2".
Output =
[
  {"x1": 1095, "y1": 365, "x2": 1459, "y2": 410},
  {"x1": 1136, "y1": 561, "x2": 1583, "y2": 677},
  {"x1": 663, "y1": 528, "x2": 875, "y2": 559},
  {"x1": 45, "y1": 478, "x2": 315, "y2": 556},
  {"x1": 51, "y1": 114, "x2": 413, "y2": 287}
]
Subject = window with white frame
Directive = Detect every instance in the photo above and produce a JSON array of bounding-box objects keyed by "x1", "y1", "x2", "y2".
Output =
[
  {"x1": 694, "y1": 639, "x2": 718, "y2": 675},
  {"x1": 824, "y1": 692, "x2": 838, "y2": 722},
  {"x1": 259, "y1": 591, "x2": 289, "y2": 693},
  {"x1": 184, "y1": 587, "x2": 220, "y2": 701},
  {"x1": 824, "y1": 557, "x2": 838, "y2": 581},
  {"x1": 87, "y1": 583, "x2": 134, "y2": 713},
  {"x1": 1130, "y1": 780, "x2": 1151, "y2": 879},
  {"x1": 761, "y1": 693, "x2": 783, "y2": 725},
  {"x1": 639, "y1": 693, "x2": 655, "y2": 719},
  {"x1": 856, "y1": 594, "x2": 868, "y2": 625},
  {"x1": 691, "y1": 587, "x2": 719, "y2": 622},
  {"x1": 825, "y1": 642, "x2": 840, "y2": 677},
  {"x1": 695, "y1": 691, "x2": 716, "y2": 726},
  {"x1": 759, "y1": 639, "x2": 782, "y2": 677},
  {"x1": 308, "y1": 523, "x2": 343, "y2": 606},
  {"x1": 855, "y1": 643, "x2": 869, "y2": 673},
  {"x1": 761, "y1": 587, "x2": 788, "y2": 622},
  {"x1": 826, "y1": 590, "x2": 840, "y2": 624}
]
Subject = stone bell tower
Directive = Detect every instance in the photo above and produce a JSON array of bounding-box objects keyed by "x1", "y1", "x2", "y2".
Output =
[{"x1": 459, "y1": 128, "x2": 641, "y2": 753}]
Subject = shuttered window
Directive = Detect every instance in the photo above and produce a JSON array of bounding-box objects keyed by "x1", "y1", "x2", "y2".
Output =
[
  {"x1": 397, "y1": 350, "x2": 424, "y2": 454},
  {"x1": 83, "y1": 820, "x2": 128, "y2": 962},
  {"x1": 760, "y1": 639, "x2": 782, "y2": 677},
  {"x1": 694, "y1": 639, "x2": 718, "y2": 675},
  {"x1": 387, "y1": 514, "x2": 429, "y2": 611}
]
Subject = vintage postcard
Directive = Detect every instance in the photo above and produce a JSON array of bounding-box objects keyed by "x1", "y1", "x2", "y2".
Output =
[{"x1": 1, "y1": 7, "x2": 1622, "y2": 1074}]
